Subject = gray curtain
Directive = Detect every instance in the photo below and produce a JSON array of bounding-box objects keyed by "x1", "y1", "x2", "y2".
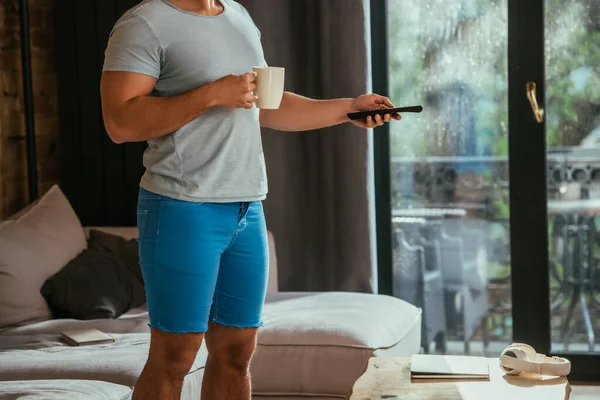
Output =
[{"x1": 238, "y1": 0, "x2": 377, "y2": 293}]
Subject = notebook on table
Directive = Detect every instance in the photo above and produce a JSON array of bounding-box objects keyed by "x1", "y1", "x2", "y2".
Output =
[
  {"x1": 60, "y1": 328, "x2": 115, "y2": 346},
  {"x1": 410, "y1": 354, "x2": 490, "y2": 380}
]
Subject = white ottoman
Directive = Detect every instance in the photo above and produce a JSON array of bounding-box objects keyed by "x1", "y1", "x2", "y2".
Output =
[{"x1": 254, "y1": 292, "x2": 422, "y2": 398}]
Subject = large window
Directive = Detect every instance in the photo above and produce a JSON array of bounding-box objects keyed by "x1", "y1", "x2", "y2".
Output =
[
  {"x1": 386, "y1": 0, "x2": 510, "y2": 356},
  {"x1": 544, "y1": 0, "x2": 600, "y2": 354},
  {"x1": 373, "y1": 0, "x2": 600, "y2": 379}
]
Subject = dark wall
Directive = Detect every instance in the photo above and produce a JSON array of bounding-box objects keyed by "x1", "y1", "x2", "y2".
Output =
[{"x1": 54, "y1": 0, "x2": 144, "y2": 227}]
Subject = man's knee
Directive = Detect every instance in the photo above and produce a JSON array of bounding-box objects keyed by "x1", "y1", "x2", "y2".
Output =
[
  {"x1": 206, "y1": 324, "x2": 258, "y2": 374},
  {"x1": 219, "y1": 343, "x2": 255, "y2": 374},
  {"x1": 148, "y1": 329, "x2": 204, "y2": 379},
  {"x1": 156, "y1": 347, "x2": 199, "y2": 379}
]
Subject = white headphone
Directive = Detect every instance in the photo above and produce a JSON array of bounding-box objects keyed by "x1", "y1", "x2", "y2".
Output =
[{"x1": 499, "y1": 343, "x2": 571, "y2": 377}]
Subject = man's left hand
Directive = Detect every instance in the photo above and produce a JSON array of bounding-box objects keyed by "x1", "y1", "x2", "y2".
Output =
[{"x1": 349, "y1": 94, "x2": 402, "y2": 128}]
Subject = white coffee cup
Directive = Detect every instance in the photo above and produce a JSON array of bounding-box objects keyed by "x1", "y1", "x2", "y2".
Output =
[{"x1": 252, "y1": 66, "x2": 285, "y2": 109}]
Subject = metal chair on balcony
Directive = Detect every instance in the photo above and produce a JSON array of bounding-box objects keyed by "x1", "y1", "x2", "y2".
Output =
[
  {"x1": 392, "y1": 217, "x2": 448, "y2": 353},
  {"x1": 422, "y1": 219, "x2": 490, "y2": 355},
  {"x1": 550, "y1": 210, "x2": 600, "y2": 351}
]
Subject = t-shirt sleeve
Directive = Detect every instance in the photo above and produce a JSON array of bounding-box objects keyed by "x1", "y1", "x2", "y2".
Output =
[
  {"x1": 103, "y1": 15, "x2": 162, "y2": 79},
  {"x1": 236, "y1": 2, "x2": 267, "y2": 67},
  {"x1": 237, "y1": 2, "x2": 261, "y2": 38}
]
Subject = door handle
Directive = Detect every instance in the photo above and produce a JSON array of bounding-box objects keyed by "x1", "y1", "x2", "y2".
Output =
[{"x1": 526, "y1": 81, "x2": 544, "y2": 123}]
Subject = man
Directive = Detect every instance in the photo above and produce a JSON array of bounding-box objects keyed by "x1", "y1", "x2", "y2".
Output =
[{"x1": 100, "y1": 0, "x2": 400, "y2": 399}]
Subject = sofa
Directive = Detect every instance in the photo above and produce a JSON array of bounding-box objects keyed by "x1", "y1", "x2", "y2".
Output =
[{"x1": 0, "y1": 185, "x2": 422, "y2": 399}]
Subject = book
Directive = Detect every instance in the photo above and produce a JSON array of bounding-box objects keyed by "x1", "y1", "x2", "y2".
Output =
[
  {"x1": 60, "y1": 328, "x2": 115, "y2": 346},
  {"x1": 410, "y1": 354, "x2": 490, "y2": 380}
]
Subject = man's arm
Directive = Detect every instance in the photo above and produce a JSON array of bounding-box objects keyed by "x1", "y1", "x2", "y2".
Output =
[
  {"x1": 259, "y1": 92, "x2": 401, "y2": 131},
  {"x1": 100, "y1": 71, "x2": 258, "y2": 144}
]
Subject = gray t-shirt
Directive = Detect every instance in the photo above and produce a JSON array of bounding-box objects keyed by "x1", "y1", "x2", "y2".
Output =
[{"x1": 103, "y1": 0, "x2": 268, "y2": 202}]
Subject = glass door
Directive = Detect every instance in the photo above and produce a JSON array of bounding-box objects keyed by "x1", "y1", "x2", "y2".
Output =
[
  {"x1": 506, "y1": 0, "x2": 600, "y2": 380},
  {"x1": 372, "y1": 0, "x2": 600, "y2": 379},
  {"x1": 373, "y1": 0, "x2": 512, "y2": 356},
  {"x1": 544, "y1": 0, "x2": 600, "y2": 378}
]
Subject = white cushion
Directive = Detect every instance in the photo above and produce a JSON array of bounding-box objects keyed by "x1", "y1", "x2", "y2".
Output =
[
  {"x1": 0, "y1": 185, "x2": 87, "y2": 328},
  {"x1": 252, "y1": 292, "x2": 422, "y2": 396}
]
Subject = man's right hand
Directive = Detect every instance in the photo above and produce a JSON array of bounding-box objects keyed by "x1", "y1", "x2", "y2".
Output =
[{"x1": 210, "y1": 72, "x2": 258, "y2": 109}]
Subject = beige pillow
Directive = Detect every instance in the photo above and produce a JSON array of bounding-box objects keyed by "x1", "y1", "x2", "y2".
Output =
[{"x1": 0, "y1": 185, "x2": 87, "y2": 327}]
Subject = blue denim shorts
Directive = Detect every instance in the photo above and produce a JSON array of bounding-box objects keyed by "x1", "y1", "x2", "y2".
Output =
[{"x1": 136, "y1": 188, "x2": 269, "y2": 333}]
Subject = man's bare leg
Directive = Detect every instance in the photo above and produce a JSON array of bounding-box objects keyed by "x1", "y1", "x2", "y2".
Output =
[
  {"x1": 133, "y1": 329, "x2": 204, "y2": 400},
  {"x1": 201, "y1": 323, "x2": 258, "y2": 400}
]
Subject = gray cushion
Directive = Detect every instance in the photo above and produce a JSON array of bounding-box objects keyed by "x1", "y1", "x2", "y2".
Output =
[
  {"x1": 0, "y1": 380, "x2": 132, "y2": 400},
  {"x1": 0, "y1": 185, "x2": 87, "y2": 328},
  {"x1": 252, "y1": 292, "x2": 421, "y2": 397},
  {"x1": 40, "y1": 232, "x2": 145, "y2": 321}
]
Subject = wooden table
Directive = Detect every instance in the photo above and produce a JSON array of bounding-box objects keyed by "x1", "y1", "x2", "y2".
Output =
[{"x1": 349, "y1": 357, "x2": 571, "y2": 400}]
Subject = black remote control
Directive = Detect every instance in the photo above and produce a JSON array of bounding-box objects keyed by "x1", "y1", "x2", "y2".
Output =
[{"x1": 347, "y1": 105, "x2": 423, "y2": 120}]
